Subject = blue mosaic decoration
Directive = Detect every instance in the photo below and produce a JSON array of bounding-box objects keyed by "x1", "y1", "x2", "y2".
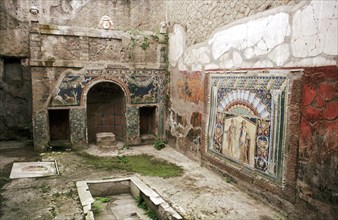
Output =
[
  {"x1": 207, "y1": 72, "x2": 288, "y2": 180},
  {"x1": 50, "y1": 68, "x2": 165, "y2": 106},
  {"x1": 50, "y1": 75, "x2": 92, "y2": 106}
]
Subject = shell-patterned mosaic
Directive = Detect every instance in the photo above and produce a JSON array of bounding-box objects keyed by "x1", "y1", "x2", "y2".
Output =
[{"x1": 207, "y1": 72, "x2": 289, "y2": 180}]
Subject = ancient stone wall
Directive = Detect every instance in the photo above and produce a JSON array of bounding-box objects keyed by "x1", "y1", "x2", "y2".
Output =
[
  {"x1": 0, "y1": 0, "x2": 167, "y2": 140},
  {"x1": 167, "y1": 0, "x2": 337, "y2": 218},
  {"x1": 0, "y1": 57, "x2": 32, "y2": 140},
  {"x1": 165, "y1": 0, "x2": 300, "y2": 46},
  {"x1": 29, "y1": 21, "x2": 167, "y2": 150},
  {"x1": 0, "y1": 0, "x2": 166, "y2": 58}
]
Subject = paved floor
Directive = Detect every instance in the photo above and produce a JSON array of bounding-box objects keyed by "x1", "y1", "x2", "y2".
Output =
[
  {"x1": 0, "y1": 141, "x2": 285, "y2": 219},
  {"x1": 119, "y1": 146, "x2": 285, "y2": 220}
]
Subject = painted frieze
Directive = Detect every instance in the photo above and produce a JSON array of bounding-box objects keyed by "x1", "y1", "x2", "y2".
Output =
[{"x1": 207, "y1": 72, "x2": 288, "y2": 179}]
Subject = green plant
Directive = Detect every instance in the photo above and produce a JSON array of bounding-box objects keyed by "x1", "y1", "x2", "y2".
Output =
[
  {"x1": 151, "y1": 34, "x2": 159, "y2": 42},
  {"x1": 136, "y1": 196, "x2": 147, "y2": 210},
  {"x1": 154, "y1": 138, "x2": 167, "y2": 150},
  {"x1": 136, "y1": 196, "x2": 157, "y2": 220},
  {"x1": 40, "y1": 184, "x2": 51, "y2": 193},
  {"x1": 224, "y1": 176, "x2": 232, "y2": 183},
  {"x1": 117, "y1": 155, "x2": 128, "y2": 163},
  {"x1": 50, "y1": 205, "x2": 57, "y2": 217},
  {"x1": 52, "y1": 192, "x2": 60, "y2": 198},
  {"x1": 92, "y1": 200, "x2": 103, "y2": 214},
  {"x1": 123, "y1": 144, "x2": 129, "y2": 149},
  {"x1": 0, "y1": 177, "x2": 10, "y2": 189},
  {"x1": 96, "y1": 197, "x2": 112, "y2": 203},
  {"x1": 92, "y1": 197, "x2": 112, "y2": 215},
  {"x1": 140, "y1": 36, "x2": 149, "y2": 50}
]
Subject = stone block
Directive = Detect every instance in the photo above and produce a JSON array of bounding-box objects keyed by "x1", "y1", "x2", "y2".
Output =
[{"x1": 96, "y1": 132, "x2": 117, "y2": 149}]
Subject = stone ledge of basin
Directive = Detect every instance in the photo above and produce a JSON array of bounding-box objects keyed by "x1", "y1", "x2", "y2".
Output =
[
  {"x1": 76, "y1": 181, "x2": 95, "y2": 206},
  {"x1": 158, "y1": 202, "x2": 183, "y2": 220},
  {"x1": 84, "y1": 177, "x2": 132, "y2": 184},
  {"x1": 38, "y1": 24, "x2": 125, "y2": 39},
  {"x1": 85, "y1": 209, "x2": 94, "y2": 220},
  {"x1": 130, "y1": 177, "x2": 182, "y2": 219},
  {"x1": 130, "y1": 177, "x2": 159, "y2": 198},
  {"x1": 83, "y1": 204, "x2": 91, "y2": 215}
]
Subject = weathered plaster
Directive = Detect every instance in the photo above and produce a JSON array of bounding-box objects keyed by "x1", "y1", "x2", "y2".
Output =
[{"x1": 173, "y1": 0, "x2": 337, "y2": 71}]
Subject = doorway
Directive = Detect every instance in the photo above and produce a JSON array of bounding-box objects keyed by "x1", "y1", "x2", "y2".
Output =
[
  {"x1": 49, "y1": 109, "x2": 70, "y2": 141},
  {"x1": 87, "y1": 82, "x2": 126, "y2": 143},
  {"x1": 139, "y1": 106, "x2": 157, "y2": 136}
]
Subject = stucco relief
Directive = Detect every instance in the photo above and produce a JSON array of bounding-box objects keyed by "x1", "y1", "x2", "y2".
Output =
[{"x1": 98, "y1": 15, "x2": 114, "y2": 30}]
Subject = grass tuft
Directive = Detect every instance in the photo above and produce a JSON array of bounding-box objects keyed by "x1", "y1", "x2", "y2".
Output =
[{"x1": 78, "y1": 152, "x2": 183, "y2": 178}]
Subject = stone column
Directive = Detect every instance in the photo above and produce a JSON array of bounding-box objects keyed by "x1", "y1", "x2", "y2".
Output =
[
  {"x1": 70, "y1": 108, "x2": 87, "y2": 149},
  {"x1": 33, "y1": 109, "x2": 49, "y2": 151},
  {"x1": 126, "y1": 105, "x2": 140, "y2": 145}
]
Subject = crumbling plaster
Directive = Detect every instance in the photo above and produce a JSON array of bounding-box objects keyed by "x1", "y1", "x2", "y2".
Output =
[
  {"x1": 169, "y1": 0, "x2": 337, "y2": 72},
  {"x1": 165, "y1": 0, "x2": 300, "y2": 46}
]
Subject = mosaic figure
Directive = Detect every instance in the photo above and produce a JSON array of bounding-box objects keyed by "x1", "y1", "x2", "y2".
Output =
[
  {"x1": 239, "y1": 120, "x2": 251, "y2": 164},
  {"x1": 226, "y1": 119, "x2": 236, "y2": 156},
  {"x1": 214, "y1": 114, "x2": 224, "y2": 153}
]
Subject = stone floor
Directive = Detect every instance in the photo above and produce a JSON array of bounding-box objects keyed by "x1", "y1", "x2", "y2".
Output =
[
  {"x1": 0, "y1": 141, "x2": 286, "y2": 219},
  {"x1": 95, "y1": 193, "x2": 149, "y2": 220}
]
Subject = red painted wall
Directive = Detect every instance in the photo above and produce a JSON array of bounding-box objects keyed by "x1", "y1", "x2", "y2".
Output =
[{"x1": 298, "y1": 66, "x2": 338, "y2": 218}]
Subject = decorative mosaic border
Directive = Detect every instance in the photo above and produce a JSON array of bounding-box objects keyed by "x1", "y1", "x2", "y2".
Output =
[
  {"x1": 49, "y1": 68, "x2": 165, "y2": 106},
  {"x1": 207, "y1": 72, "x2": 289, "y2": 181}
]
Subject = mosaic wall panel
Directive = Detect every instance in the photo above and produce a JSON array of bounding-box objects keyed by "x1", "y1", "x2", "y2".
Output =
[
  {"x1": 50, "y1": 68, "x2": 165, "y2": 106},
  {"x1": 207, "y1": 73, "x2": 289, "y2": 179}
]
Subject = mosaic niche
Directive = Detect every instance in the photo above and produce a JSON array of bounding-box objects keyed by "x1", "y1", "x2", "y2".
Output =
[
  {"x1": 207, "y1": 73, "x2": 289, "y2": 180},
  {"x1": 50, "y1": 68, "x2": 165, "y2": 106}
]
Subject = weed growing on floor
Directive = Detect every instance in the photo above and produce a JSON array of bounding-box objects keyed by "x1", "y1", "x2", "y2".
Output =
[
  {"x1": 96, "y1": 197, "x2": 112, "y2": 203},
  {"x1": 136, "y1": 196, "x2": 157, "y2": 220},
  {"x1": 154, "y1": 138, "x2": 167, "y2": 150},
  {"x1": 0, "y1": 177, "x2": 10, "y2": 190},
  {"x1": 92, "y1": 200, "x2": 103, "y2": 214},
  {"x1": 40, "y1": 184, "x2": 51, "y2": 193},
  {"x1": 92, "y1": 196, "x2": 112, "y2": 214},
  {"x1": 78, "y1": 152, "x2": 183, "y2": 178},
  {"x1": 117, "y1": 155, "x2": 128, "y2": 163}
]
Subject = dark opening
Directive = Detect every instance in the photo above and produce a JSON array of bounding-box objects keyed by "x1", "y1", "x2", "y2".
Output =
[
  {"x1": 3, "y1": 57, "x2": 23, "y2": 83},
  {"x1": 140, "y1": 106, "x2": 156, "y2": 136},
  {"x1": 48, "y1": 109, "x2": 70, "y2": 141},
  {"x1": 87, "y1": 82, "x2": 126, "y2": 143}
]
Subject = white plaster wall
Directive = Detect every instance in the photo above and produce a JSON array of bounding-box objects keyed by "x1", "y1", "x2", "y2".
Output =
[{"x1": 169, "y1": 0, "x2": 338, "y2": 71}]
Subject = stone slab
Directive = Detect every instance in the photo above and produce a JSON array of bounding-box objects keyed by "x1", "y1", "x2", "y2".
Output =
[
  {"x1": 96, "y1": 132, "x2": 117, "y2": 149},
  {"x1": 9, "y1": 161, "x2": 58, "y2": 179}
]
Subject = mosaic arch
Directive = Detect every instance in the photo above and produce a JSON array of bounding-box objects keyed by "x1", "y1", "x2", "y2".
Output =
[{"x1": 207, "y1": 72, "x2": 289, "y2": 180}]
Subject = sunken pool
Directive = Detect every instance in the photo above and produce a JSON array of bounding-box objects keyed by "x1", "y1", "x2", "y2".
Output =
[{"x1": 76, "y1": 177, "x2": 182, "y2": 220}]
